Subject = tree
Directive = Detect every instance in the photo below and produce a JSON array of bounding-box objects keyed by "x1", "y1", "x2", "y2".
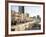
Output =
[{"x1": 37, "y1": 15, "x2": 41, "y2": 21}]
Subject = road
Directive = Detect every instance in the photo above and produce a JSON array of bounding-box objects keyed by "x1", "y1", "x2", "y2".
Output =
[{"x1": 11, "y1": 20, "x2": 36, "y2": 31}]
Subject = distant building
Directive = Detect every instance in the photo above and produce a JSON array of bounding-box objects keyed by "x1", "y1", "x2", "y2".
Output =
[
  {"x1": 11, "y1": 10, "x2": 15, "y2": 21},
  {"x1": 11, "y1": 6, "x2": 34, "y2": 24},
  {"x1": 19, "y1": 6, "x2": 24, "y2": 14}
]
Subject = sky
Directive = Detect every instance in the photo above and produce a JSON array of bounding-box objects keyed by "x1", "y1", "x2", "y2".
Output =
[{"x1": 11, "y1": 5, "x2": 41, "y2": 17}]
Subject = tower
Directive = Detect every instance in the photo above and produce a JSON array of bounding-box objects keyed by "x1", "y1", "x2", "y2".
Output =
[{"x1": 19, "y1": 6, "x2": 24, "y2": 14}]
